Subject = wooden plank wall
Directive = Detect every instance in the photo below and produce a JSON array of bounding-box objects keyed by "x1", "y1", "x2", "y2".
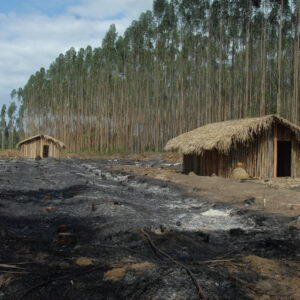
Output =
[
  {"x1": 231, "y1": 130, "x2": 274, "y2": 178},
  {"x1": 292, "y1": 134, "x2": 300, "y2": 177},
  {"x1": 21, "y1": 137, "x2": 60, "y2": 158},
  {"x1": 197, "y1": 150, "x2": 219, "y2": 176},
  {"x1": 274, "y1": 124, "x2": 278, "y2": 178},
  {"x1": 183, "y1": 124, "x2": 300, "y2": 178},
  {"x1": 184, "y1": 129, "x2": 275, "y2": 178},
  {"x1": 277, "y1": 125, "x2": 291, "y2": 141}
]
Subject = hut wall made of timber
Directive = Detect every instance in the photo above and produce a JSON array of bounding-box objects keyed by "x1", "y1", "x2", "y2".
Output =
[
  {"x1": 220, "y1": 129, "x2": 274, "y2": 178},
  {"x1": 183, "y1": 123, "x2": 300, "y2": 178},
  {"x1": 291, "y1": 134, "x2": 300, "y2": 177},
  {"x1": 21, "y1": 137, "x2": 60, "y2": 159}
]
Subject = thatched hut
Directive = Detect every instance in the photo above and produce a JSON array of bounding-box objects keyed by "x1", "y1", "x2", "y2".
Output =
[
  {"x1": 165, "y1": 115, "x2": 300, "y2": 178},
  {"x1": 17, "y1": 135, "x2": 66, "y2": 159}
]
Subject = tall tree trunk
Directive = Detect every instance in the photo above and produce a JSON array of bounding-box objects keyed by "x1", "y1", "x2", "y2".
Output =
[
  {"x1": 1, "y1": 130, "x2": 4, "y2": 150},
  {"x1": 260, "y1": 1, "x2": 267, "y2": 116},
  {"x1": 277, "y1": 0, "x2": 284, "y2": 116},
  {"x1": 245, "y1": 0, "x2": 251, "y2": 118},
  {"x1": 218, "y1": 14, "x2": 224, "y2": 122},
  {"x1": 293, "y1": 1, "x2": 299, "y2": 123}
]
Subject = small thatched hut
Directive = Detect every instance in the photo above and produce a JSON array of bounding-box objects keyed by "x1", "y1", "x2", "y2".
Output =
[
  {"x1": 17, "y1": 135, "x2": 66, "y2": 159},
  {"x1": 165, "y1": 115, "x2": 300, "y2": 178}
]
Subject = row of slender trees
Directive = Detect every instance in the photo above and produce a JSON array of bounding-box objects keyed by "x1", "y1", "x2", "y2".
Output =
[
  {"x1": 0, "y1": 102, "x2": 19, "y2": 150},
  {"x1": 10, "y1": 0, "x2": 300, "y2": 153}
]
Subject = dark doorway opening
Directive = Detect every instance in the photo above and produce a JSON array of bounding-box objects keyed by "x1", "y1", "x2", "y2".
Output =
[
  {"x1": 277, "y1": 141, "x2": 291, "y2": 177},
  {"x1": 43, "y1": 145, "x2": 49, "y2": 158}
]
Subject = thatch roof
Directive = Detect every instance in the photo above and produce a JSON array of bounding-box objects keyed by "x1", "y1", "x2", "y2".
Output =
[
  {"x1": 164, "y1": 115, "x2": 300, "y2": 155},
  {"x1": 17, "y1": 135, "x2": 66, "y2": 149}
]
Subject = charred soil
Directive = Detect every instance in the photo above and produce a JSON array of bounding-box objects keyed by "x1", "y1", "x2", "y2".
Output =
[{"x1": 0, "y1": 158, "x2": 299, "y2": 300}]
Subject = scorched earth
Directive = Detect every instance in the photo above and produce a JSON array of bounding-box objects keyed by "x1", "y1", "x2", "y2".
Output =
[{"x1": 0, "y1": 158, "x2": 299, "y2": 299}]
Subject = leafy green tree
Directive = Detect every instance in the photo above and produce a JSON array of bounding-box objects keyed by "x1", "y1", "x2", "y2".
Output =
[{"x1": 11, "y1": 0, "x2": 300, "y2": 153}]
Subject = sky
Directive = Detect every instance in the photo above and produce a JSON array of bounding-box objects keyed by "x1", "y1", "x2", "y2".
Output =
[{"x1": 0, "y1": 0, "x2": 153, "y2": 108}]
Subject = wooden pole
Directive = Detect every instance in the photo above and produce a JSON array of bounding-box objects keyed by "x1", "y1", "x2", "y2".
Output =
[
  {"x1": 274, "y1": 124, "x2": 278, "y2": 178},
  {"x1": 261, "y1": 139, "x2": 265, "y2": 178},
  {"x1": 40, "y1": 138, "x2": 43, "y2": 158}
]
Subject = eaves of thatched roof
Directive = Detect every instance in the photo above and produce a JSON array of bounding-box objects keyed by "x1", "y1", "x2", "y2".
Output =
[
  {"x1": 164, "y1": 115, "x2": 300, "y2": 155},
  {"x1": 17, "y1": 135, "x2": 66, "y2": 149}
]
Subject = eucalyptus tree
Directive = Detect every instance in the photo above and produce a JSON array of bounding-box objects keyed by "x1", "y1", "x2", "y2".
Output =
[
  {"x1": 292, "y1": 0, "x2": 299, "y2": 123},
  {"x1": 260, "y1": 0, "x2": 269, "y2": 116},
  {"x1": 16, "y1": 104, "x2": 25, "y2": 142},
  {"x1": 1, "y1": 105, "x2": 6, "y2": 150},
  {"x1": 13, "y1": 0, "x2": 300, "y2": 153},
  {"x1": 276, "y1": 0, "x2": 286, "y2": 116},
  {"x1": 7, "y1": 102, "x2": 17, "y2": 148}
]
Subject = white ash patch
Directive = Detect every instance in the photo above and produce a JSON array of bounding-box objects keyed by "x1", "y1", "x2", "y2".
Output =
[
  {"x1": 165, "y1": 198, "x2": 206, "y2": 209},
  {"x1": 177, "y1": 209, "x2": 255, "y2": 231},
  {"x1": 201, "y1": 209, "x2": 232, "y2": 217},
  {"x1": 81, "y1": 163, "x2": 177, "y2": 197}
]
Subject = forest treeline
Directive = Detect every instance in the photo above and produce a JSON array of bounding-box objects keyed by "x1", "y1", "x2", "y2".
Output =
[
  {"x1": 0, "y1": 102, "x2": 19, "y2": 150},
  {"x1": 1, "y1": 0, "x2": 299, "y2": 152}
]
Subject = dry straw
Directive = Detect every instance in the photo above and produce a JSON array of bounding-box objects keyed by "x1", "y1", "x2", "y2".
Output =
[
  {"x1": 164, "y1": 115, "x2": 300, "y2": 155},
  {"x1": 17, "y1": 134, "x2": 66, "y2": 149}
]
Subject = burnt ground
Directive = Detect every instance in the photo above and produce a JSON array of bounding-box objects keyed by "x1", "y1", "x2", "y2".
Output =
[
  {"x1": 0, "y1": 158, "x2": 299, "y2": 300},
  {"x1": 112, "y1": 161, "x2": 300, "y2": 217}
]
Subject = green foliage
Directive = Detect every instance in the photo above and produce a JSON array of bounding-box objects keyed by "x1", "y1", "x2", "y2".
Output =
[{"x1": 12, "y1": 0, "x2": 300, "y2": 153}]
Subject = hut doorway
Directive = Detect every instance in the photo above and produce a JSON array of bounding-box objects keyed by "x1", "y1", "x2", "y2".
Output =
[
  {"x1": 43, "y1": 145, "x2": 49, "y2": 158},
  {"x1": 277, "y1": 141, "x2": 291, "y2": 177}
]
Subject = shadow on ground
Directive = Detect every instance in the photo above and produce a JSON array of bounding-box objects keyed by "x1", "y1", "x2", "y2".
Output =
[{"x1": 0, "y1": 158, "x2": 299, "y2": 300}]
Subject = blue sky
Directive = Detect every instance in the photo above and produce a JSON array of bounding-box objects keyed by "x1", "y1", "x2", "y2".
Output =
[
  {"x1": 0, "y1": 0, "x2": 153, "y2": 107},
  {"x1": 2, "y1": 0, "x2": 80, "y2": 17}
]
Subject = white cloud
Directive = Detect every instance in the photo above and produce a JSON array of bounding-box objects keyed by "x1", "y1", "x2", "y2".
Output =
[
  {"x1": 0, "y1": 0, "x2": 153, "y2": 107},
  {"x1": 68, "y1": 0, "x2": 153, "y2": 19}
]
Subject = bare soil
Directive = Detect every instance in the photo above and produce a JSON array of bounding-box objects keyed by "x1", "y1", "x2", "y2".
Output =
[
  {"x1": 0, "y1": 156, "x2": 299, "y2": 300},
  {"x1": 0, "y1": 150, "x2": 23, "y2": 159},
  {"x1": 112, "y1": 163, "x2": 300, "y2": 218}
]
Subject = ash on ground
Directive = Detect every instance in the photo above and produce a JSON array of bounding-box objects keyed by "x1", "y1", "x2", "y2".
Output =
[{"x1": 0, "y1": 158, "x2": 299, "y2": 300}]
